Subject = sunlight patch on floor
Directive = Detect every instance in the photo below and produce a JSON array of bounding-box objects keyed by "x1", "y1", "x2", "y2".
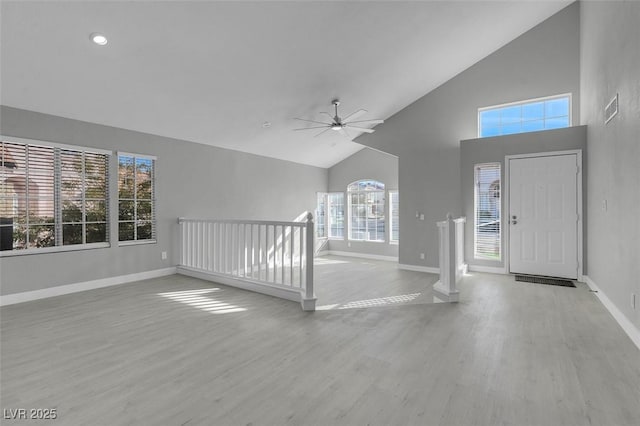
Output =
[
  {"x1": 316, "y1": 293, "x2": 422, "y2": 310},
  {"x1": 158, "y1": 288, "x2": 247, "y2": 314}
]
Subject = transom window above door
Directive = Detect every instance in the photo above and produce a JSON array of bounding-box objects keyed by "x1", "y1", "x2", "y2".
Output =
[{"x1": 478, "y1": 94, "x2": 571, "y2": 138}]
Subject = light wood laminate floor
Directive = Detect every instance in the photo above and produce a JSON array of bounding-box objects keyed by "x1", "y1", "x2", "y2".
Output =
[{"x1": 1, "y1": 256, "x2": 639, "y2": 425}]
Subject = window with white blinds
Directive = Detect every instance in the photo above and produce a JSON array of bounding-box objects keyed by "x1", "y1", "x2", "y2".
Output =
[
  {"x1": 0, "y1": 139, "x2": 110, "y2": 253},
  {"x1": 118, "y1": 153, "x2": 156, "y2": 243},
  {"x1": 389, "y1": 190, "x2": 399, "y2": 243},
  {"x1": 474, "y1": 163, "x2": 501, "y2": 260}
]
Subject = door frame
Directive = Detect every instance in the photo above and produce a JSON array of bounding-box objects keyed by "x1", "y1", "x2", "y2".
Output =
[{"x1": 504, "y1": 149, "x2": 583, "y2": 281}]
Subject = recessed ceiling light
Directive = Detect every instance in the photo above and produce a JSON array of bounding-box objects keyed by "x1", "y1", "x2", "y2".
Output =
[{"x1": 90, "y1": 33, "x2": 108, "y2": 46}]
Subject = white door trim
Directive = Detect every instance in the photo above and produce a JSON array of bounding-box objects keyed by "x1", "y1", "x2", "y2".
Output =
[{"x1": 504, "y1": 149, "x2": 583, "y2": 281}]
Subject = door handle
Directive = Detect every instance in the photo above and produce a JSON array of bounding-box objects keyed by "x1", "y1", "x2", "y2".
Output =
[{"x1": 512, "y1": 215, "x2": 517, "y2": 220}]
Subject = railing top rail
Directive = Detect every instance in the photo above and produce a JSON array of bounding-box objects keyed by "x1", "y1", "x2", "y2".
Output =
[{"x1": 178, "y1": 217, "x2": 309, "y2": 227}]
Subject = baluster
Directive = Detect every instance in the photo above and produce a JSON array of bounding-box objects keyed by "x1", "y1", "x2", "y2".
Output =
[
  {"x1": 280, "y1": 225, "x2": 286, "y2": 285},
  {"x1": 258, "y1": 224, "x2": 262, "y2": 281},
  {"x1": 250, "y1": 224, "x2": 254, "y2": 279},
  {"x1": 299, "y1": 224, "x2": 304, "y2": 288},
  {"x1": 289, "y1": 225, "x2": 294, "y2": 286},
  {"x1": 187, "y1": 222, "x2": 192, "y2": 267}
]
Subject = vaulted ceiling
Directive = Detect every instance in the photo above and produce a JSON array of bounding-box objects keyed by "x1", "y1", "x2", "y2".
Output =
[{"x1": 1, "y1": 1, "x2": 571, "y2": 168}]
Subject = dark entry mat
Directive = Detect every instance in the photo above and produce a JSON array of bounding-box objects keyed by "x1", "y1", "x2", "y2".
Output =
[{"x1": 515, "y1": 275, "x2": 576, "y2": 287}]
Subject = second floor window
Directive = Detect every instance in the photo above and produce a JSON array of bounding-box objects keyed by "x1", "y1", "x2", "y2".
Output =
[
  {"x1": 348, "y1": 180, "x2": 385, "y2": 242},
  {"x1": 479, "y1": 94, "x2": 571, "y2": 138},
  {"x1": 118, "y1": 153, "x2": 156, "y2": 244},
  {"x1": 327, "y1": 192, "x2": 344, "y2": 239},
  {"x1": 1, "y1": 139, "x2": 110, "y2": 254}
]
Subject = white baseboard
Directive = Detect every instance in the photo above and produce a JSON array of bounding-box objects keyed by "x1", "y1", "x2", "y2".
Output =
[
  {"x1": 0, "y1": 267, "x2": 177, "y2": 306},
  {"x1": 327, "y1": 250, "x2": 398, "y2": 262},
  {"x1": 433, "y1": 280, "x2": 460, "y2": 303},
  {"x1": 584, "y1": 276, "x2": 640, "y2": 351},
  {"x1": 467, "y1": 264, "x2": 508, "y2": 274},
  {"x1": 177, "y1": 266, "x2": 301, "y2": 303},
  {"x1": 398, "y1": 263, "x2": 439, "y2": 274}
]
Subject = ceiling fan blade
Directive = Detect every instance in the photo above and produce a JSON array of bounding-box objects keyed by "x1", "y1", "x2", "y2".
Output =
[
  {"x1": 346, "y1": 119, "x2": 384, "y2": 125},
  {"x1": 293, "y1": 117, "x2": 332, "y2": 126},
  {"x1": 314, "y1": 127, "x2": 332, "y2": 138},
  {"x1": 293, "y1": 125, "x2": 330, "y2": 131},
  {"x1": 320, "y1": 112, "x2": 334, "y2": 121},
  {"x1": 342, "y1": 109, "x2": 367, "y2": 122},
  {"x1": 344, "y1": 125, "x2": 375, "y2": 134}
]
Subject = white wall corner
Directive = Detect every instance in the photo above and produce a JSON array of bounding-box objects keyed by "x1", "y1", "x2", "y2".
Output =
[
  {"x1": 0, "y1": 267, "x2": 177, "y2": 306},
  {"x1": 584, "y1": 276, "x2": 640, "y2": 352}
]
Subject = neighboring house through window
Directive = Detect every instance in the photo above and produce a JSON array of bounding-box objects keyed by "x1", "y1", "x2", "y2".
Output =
[
  {"x1": 118, "y1": 153, "x2": 156, "y2": 244},
  {"x1": 348, "y1": 180, "x2": 385, "y2": 242}
]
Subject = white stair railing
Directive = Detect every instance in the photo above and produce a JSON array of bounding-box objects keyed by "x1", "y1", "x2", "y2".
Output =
[
  {"x1": 434, "y1": 214, "x2": 466, "y2": 302},
  {"x1": 177, "y1": 213, "x2": 316, "y2": 311}
]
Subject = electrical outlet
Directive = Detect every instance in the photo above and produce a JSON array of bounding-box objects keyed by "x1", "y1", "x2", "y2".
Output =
[
  {"x1": 419, "y1": 213, "x2": 425, "y2": 221},
  {"x1": 347, "y1": 242, "x2": 351, "y2": 248},
  {"x1": 420, "y1": 253, "x2": 425, "y2": 260},
  {"x1": 161, "y1": 251, "x2": 167, "y2": 260}
]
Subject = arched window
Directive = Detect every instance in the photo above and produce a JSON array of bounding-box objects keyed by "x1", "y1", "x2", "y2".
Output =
[{"x1": 347, "y1": 180, "x2": 385, "y2": 242}]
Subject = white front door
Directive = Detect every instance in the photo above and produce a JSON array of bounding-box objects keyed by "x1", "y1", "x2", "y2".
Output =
[{"x1": 508, "y1": 154, "x2": 579, "y2": 279}]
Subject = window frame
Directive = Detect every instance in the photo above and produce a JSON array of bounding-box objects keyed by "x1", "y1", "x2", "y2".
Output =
[
  {"x1": 474, "y1": 162, "x2": 501, "y2": 261},
  {"x1": 478, "y1": 93, "x2": 572, "y2": 138},
  {"x1": 389, "y1": 190, "x2": 399, "y2": 244},
  {"x1": 117, "y1": 152, "x2": 157, "y2": 246},
  {"x1": 327, "y1": 192, "x2": 345, "y2": 240},
  {"x1": 347, "y1": 179, "x2": 386, "y2": 243},
  {"x1": 0, "y1": 136, "x2": 111, "y2": 257},
  {"x1": 315, "y1": 192, "x2": 327, "y2": 239}
]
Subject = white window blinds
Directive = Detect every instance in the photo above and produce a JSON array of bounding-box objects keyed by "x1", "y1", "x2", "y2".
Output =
[
  {"x1": 474, "y1": 163, "x2": 501, "y2": 260},
  {"x1": 0, "y1": 139, "x2": 110, "y2": 253}
]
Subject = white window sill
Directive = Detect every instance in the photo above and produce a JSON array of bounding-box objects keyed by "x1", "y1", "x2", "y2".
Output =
[
  {"x1": 0, "y1": 242, "x2": 110, "y2": 257},
  {"x1": 390, "y1": 241, "x2": 399, "y2": 245},
  {"x1": 118, "y1": 239, "x2": 157, "y2": 247}
]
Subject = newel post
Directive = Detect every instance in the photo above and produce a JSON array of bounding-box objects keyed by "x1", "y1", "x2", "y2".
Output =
[
  {"x1": 433, "y1": 213, "x2": 460, "y2": 303},
  {"x1": 301, "y1": 212, "x2": 317, "y2": 311}
]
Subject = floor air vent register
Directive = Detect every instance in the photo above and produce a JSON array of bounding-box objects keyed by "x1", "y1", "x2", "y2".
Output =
[{"x1": 515, "y1": 275, "x2": 576, "y2": 288}]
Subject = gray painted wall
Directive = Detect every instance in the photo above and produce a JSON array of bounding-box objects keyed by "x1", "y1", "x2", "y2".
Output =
[
  {"x1": 355, "y1": 3, "x2": 580, "y2": 268},
  {"x1": 460, "y1": 126, "x2": 587, "y2": 271},
  {"x1": 0, "y1": 106, "x2": 327, "y2": 295},
  {"x1": 580, "y1": 1, "x2": 640, "y2": 330},
  {"x1": 327, "y1": 147, "x2": 399, "y2": 258}
]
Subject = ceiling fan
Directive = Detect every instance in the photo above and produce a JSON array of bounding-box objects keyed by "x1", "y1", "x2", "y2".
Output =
[{"x1": 293, "y1": 100, "x2": 384, "y2": 138}]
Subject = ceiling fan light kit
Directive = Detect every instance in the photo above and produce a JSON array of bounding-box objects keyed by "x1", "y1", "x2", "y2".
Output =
[{"x1": 293, "y1": 99, "x2": 384, "y2": 139}]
